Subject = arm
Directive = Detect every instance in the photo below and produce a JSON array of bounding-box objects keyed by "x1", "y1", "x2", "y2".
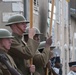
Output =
[
  {"x1": 0, "y1": 54, "x2": 23, "y2": 75},
  {"x1": 9, "y1": 38, "x2": 39, "y2": 59},
  {"x1": 33, "y1": 36, "x2": 52, "y2": 67},
  {"x1": 33, "y1": 47, "x2": 51, "y2": 67}
]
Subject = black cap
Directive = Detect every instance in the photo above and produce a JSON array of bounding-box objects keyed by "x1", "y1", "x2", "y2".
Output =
[
  {"x1": 51, "y1": 56, "x2": 60, "y2": 63},
  {"x1": 55, "y1": 57, "x2": 60, "y2": 63},
  {"x1": 69, "y1": 61, "x2": 76, "y2": 67}
]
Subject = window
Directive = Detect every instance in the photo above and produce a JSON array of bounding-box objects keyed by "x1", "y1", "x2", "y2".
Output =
[{"x1": 33, "y1": 0, "x2": 39, "y2": 15}]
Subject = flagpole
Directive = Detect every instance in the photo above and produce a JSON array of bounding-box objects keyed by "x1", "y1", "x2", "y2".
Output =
[
  {"x1": 30, "y1": 0, "x2": 33, "y2": 75},
  {"x1": 50, "y1": 0, "x2": 54, "y2": 75},
  {"x1": 49, "y1": 0, "x2": 55, "y2": 35},
  {"x1": 30, "y1": 0, "x2": 33, "y2": 28},
  {"x1": 46, "y1": 0, "x2": 55, "y2": 75}
]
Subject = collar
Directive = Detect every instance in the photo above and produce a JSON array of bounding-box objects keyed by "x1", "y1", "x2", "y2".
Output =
[
  {"x1": 0, "y1": 47, "x2": 7, "y2": 53},
  {"x1": 12, "y1": 33, "x2": 22, "y2": 39},
  {"x1": 12, "y1": 32, "x2": 22, "y2": 43}
]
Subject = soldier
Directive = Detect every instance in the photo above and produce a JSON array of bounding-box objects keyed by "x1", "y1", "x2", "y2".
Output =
[
  {"x1": 67, "y1": 61, "x2": 76, "y2": 75},
  {"x1": 23, "y1": 27, "x2": 52, "y2": 75},
  {"x1": 38, "y1": 41, "x2": 58, "y2": 75},
  {"x1": 5, "y1": 14, "x2": 39, "y2": 75},
  {"x1": 0, "y1": 29, "x2": 23, "y2": 75}
]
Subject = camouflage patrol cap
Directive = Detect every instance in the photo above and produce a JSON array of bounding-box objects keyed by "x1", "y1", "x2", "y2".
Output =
[
  {"x1": 38, "y1": 41, "x2": 55, "y2": 50},
  {"x1": 5, "y1": 14, "x2": 29, "y2": 26},
  {"x1": 0, "y1": 29, "x2": 14, "y2": 38},
  {"x1": 24, "y1": 27, "x2": 42, "y2": 35}
]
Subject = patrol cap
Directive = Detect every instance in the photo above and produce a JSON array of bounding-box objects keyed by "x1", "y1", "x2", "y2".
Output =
[
  {"x1": 69, "y1": 61, "x2": 76, "y2": 67},
  {"x1": 38, "y1": 41, "x2": 55, "y2": 50},
  {"x1": 0, "y1": 29, "x2": 14, "y2": 38},
  {"x1": 24, "y1": 27, "x2": 42, "y2": 35},
  {"x1": 5, "y1": 14, "x2": 29, "y2": 26}
]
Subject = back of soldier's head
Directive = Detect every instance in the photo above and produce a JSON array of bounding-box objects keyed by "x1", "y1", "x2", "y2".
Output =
[
  {"x1": 23, "y1": 27, "x2": 42, "y2": 42},
  {"x1": 24, "y1": 27, "x2": 42, "y2": 35}
]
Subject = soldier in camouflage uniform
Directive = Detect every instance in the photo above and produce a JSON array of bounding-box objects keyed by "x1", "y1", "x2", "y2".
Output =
[
  {"x1": 5, "y1": 14, "x2": 39, "y2": 75},
  {"x1": 0, "y1": 29, "x2": 23, "y2": 75},
  {"x1": 23, "y1": 27, "x2": 52, "y2": 75}
]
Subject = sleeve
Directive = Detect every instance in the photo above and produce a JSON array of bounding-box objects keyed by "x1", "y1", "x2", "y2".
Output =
[
  {"x1": 53, "y1": 67, "x2": 59, "y2": 75},
  {"x1": 0, "y1": 69, "x2": 3, "y2": 75},
  {"x1": 67, "y1": 72, "x2": 72, "y2": 75},
  {"x1": 8, "y1": 38, "x2": 39, "y2": 60},
  {"x1": 33, "y1": 47, "x2": 51, "y2": 67}
]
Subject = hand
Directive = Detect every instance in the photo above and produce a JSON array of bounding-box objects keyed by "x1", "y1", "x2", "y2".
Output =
[
  {"x1": 46, "y1": 60, "x2": 51, "y2": 69},
  {"x1": 30, "y1": 65, "x2": 35, "y2": 73},
  {"x1": 45, "y1": 36, "x2": 52, "y2": 47},
  {"x1": 28, "y1": 28, "x2": 36, "y2": 39}
]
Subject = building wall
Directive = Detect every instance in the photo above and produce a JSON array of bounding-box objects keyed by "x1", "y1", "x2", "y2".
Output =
[
  {"x1": 0, "y1": 0, "x2": 24, "y2": 31},
  {"x1": 69, "y1": 17, "x2": 76, "y2": 61},
  {"x1": 0, "y1": 1, "x2": 12, "y2": 31},
  {"x1": 55, "y1": 0, "x2": 69, "y2": 75}
]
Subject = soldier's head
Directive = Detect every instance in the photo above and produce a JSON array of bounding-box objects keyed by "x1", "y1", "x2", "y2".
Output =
[
  {"x1": 38, "y1": 41, "x2": 55, "y2": 54},
  {"x1": 5, "y1": 14, "x2": 29, "y2": 35},
  {"x1": 23, "y1": 27, "x2": 42, "y2": 42},
  {"x1": 69, "y1": 61, "x2": 76, "y2": 71},
  {"x1": 0, "y1": 29, "x2": 14, "y2": 51}
]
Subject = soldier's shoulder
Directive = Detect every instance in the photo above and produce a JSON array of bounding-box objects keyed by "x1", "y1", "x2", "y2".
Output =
[
  {"x1": 11, "y1": 37, "x2": 20, "y2": 45},
  {"x1": 6, "y1": 54, "x2": 17, "y2": 68}
]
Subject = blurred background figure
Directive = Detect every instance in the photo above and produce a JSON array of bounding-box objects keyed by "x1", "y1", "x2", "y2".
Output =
[
  {"x1": 50, "y1": 56, "x2": 62, "y2": 75},
  {"x1": 67, "y1": 61, "x2": 76, "y2": 75}
]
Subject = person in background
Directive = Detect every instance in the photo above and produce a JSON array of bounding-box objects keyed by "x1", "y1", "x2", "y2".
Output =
[
  {"x1": 0, "y1": 29, "x2": 23, "y2": 75},
  {"x1": 38, "y1": 41, "x2": 57, "y2": 75},
  {"x1": 23, "y1": 27, "x2": 52, "y2": 75},
  {"x1": 50, "y1": 56, "x2": 62, "y2": 75},
  {"x1": 5, "y1": 14, "x2": 39, "y2": 75},
  {"x1": 67, "y1": 61, "x2": 76, "y2": 75}
]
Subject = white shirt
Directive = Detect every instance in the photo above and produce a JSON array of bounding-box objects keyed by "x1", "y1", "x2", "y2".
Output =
[
  {"x1": 67, "y1": 71, "x2": 76, "y2": 75},
  {"x1": 53, "y1": 67, "x2": 59, "y2": 75}
]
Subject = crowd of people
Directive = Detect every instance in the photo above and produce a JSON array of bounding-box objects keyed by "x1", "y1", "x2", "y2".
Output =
[{"x1": 0, "y1": 14, "x2": 76, "y2": 75}]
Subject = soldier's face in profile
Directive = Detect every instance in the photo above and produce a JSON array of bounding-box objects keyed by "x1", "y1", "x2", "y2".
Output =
[
  {"x1": 33, "y1": 34, "x2": 40, "y2": 42},
  {"x1": 17, "y1": 22, "x2": 27, "y2": 33},
  {"x1": 1, "y1": 38, "x2": 12, "y2": 50}
]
